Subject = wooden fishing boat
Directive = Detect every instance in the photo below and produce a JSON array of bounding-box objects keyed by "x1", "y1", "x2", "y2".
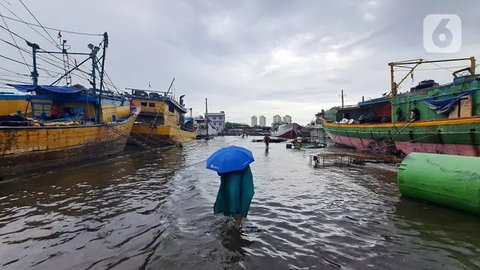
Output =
[
  {"x1": 0, "y1": 32, "x2": 140, "y2": 178},
  {"x1": 0, "y1": 86, "x2": 138, "y2": 178},
  {"x1": 127, "y1": 85, "x2": 196, "y2": 146},
  {"x1": 322, "y1": 57, "x2": 480, "y2": 157}
]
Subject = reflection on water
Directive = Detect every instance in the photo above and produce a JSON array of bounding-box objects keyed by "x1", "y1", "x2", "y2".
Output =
[{"x1": 0, "y1": 137, "x2": 479, "y2": 269}]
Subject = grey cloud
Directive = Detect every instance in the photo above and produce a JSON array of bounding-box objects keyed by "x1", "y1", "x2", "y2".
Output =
[{"x1": 1, "y1": 0, "x2": 479, "y2": 124}]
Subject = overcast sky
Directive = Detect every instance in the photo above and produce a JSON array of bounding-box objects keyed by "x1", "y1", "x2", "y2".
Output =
[{"x1": 1, "y1": 0, "x2": 479, "y2": 125}]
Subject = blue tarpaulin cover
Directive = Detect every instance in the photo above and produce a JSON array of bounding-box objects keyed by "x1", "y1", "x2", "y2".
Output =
[
  {"x1": 424, "y1": 91, "x2": 472, "y2": 115},
  {"x1": 8, "y1": 84, "x2": 82, "y2": 94}
]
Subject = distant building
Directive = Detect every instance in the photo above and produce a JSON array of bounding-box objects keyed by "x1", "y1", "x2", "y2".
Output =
[
  {"x1": 273, "y1": 115, "x2": 282, "y2": 124},
  {"x1": 206, "y1": 111, "x2": 225, "y2": 132},
  {"x1": 195, "y1": 115, "x2": 218, "y2": 137},
  {"x1": 283, "y1": 115, "x2": 292, "y2": 124},
  {"x1": 251, "y1": 115, "x2": 258, "y2": 127},
  {"x1": 259, "y1": 115, "x2": 266, "y2": 127}
]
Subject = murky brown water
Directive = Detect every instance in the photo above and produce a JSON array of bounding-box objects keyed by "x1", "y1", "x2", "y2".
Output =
[{"x1": 1, "y1": 137, "x2": 480, "y2": 269}]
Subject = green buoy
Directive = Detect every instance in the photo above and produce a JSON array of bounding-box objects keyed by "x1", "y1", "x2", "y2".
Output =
[{"x1": 397, "y1": 153, "x2": 480, "y2": 216}]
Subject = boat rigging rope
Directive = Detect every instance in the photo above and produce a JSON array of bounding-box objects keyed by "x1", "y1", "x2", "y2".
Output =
[
  {"x1": 0, "y1": 53, "x2": 31, "y2": 66},
  {"x1": 19, "y1": 0, "x2": 60, "y2": 49},
  {"x1": 0, "y1": 11, "x2": 29, "y2": 72},
  {"x1": 0, "y1": 24, "x2": 89, "y2": 84},
  {"x1": 104, "y1": 118, "x2": 170, "y2": 149},
  {"x1": 0, "y1": 2, "x2": 103, "y2": 87},
  {"x1": 0, "y1": 12, "x2": 103, "y2": 36}
]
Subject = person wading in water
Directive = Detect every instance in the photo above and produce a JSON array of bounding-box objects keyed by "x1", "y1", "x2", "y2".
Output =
[
  {"x1": 263, "y1": 134, "x2": 271, "y2": 148},
  {"x1": 206, "y1": 146, "x2": 255, "y2": 229}
]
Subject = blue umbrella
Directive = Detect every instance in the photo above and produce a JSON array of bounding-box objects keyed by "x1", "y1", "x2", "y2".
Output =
[{"x1": 206, "y1": 146, "x2": 254, "y2": 174}]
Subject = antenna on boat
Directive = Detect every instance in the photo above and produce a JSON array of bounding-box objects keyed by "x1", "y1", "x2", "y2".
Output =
[{"x1": 165, "y1": 77, "x2": 175, "y2": 96}]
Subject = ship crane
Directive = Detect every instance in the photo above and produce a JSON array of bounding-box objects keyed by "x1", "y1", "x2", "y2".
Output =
[{"x1": 388, "y1": 56, "x2": 476, "y2": 97}]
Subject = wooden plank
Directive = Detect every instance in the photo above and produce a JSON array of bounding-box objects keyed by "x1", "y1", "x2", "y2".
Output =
[
  {"x1": 460, "y1": 95, "x2": 472, "y2": 118},
  {"x1": 449, "y1": 103, "x2": 460, "y2": 118}
]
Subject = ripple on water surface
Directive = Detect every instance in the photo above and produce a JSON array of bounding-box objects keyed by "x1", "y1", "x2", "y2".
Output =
[{"x1": 1, "y1": 137, "x2": 480, "y2": 269}]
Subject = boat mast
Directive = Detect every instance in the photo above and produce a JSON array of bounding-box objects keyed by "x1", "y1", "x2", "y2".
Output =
[
  {"x1": 388, "y1": 56, "x2": 476, "y2": 97},
  {"x1": 389, "y1": 62, "x2": 395, "y2": 96},
  {"x1": 26, "y1": 41, "x2": 40, "y2": 86},
  {"x1": 341, "y1": 90, "x2": 344, "y2": 108},
  {"x1": 60, "y1": 39, "x2": 72, "y2": 86},
  {"x1": 89, "y1": 43, "x2": 100, "y2": 122},
  {"x1": 98, "y1": 32, "x2": 108, "y2": 123},
  {"x1": 205, "y1": 98, "x2": 209, "y2": 139},
  {"x1": 165, "y1": 77, "x2": 175, "y2": 97}
]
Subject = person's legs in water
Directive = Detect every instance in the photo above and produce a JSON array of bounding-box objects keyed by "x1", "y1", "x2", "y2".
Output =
[{"x1": 235, "y1": 215, "x2": 242, "y2": 228}]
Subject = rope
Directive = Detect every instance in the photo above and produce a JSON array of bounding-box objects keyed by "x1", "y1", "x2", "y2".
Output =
[
  {"x1": 0, "y1": 37, "x2": 68, "y2": 76},
  {"x1": 0, "y1": 3, "x2": 58, "y2": 50},
  {"x1": 0, "y1": 11, "x2": 29, "y2": 72},
  {"x1": 0, "y1": 72, "x2": 30, "y2": 78},
  {"x1": 19, "y1": 0, "x2": 60, "y2": 49},
  {"x1": 0, "y1": 53, "x2": 31, "y2": 66},
  {"x1": 0, "y1": 27, "x2": 75, "y2": 81},
  {"x1": 0, "y1": 77, "x2": 32, "y2": 84},
  {"x1": 367, "y1": 123, "x2": 480, "y2": 155},
  {"x1": 0, "y1": 66, "x2": 29, "y2": 77},
  {"x1": 0, "y1": 2, "x2": 100, "y2": 86},
  {"x1": 107, "y1": 122, "x2": 166, "y2": 149},
  {"x1": 0, "y1": 13, "x2": 103, "y2": 36},
  {"x1": 0, "y1": 38, "x2": 67, "y2": 78}
]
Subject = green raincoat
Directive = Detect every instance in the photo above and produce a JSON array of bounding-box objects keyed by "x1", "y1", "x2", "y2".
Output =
[{"x1": 214, "y1": 165, "x2": 254, "y2": 218}]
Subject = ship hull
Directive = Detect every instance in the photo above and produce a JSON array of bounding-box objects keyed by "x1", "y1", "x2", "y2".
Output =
[
  {"x1": 323, "y1": 116, "x2": 480, "y2": 156},
  {"x1": 273, "y1": 123, "x2": 301, "y2": 139},
  {"x1": 0, "y1": 114, "x2": 137, "y2": 178},
  {"x1": 130, "y1": 124, "x2": 196, "y2": 146}
]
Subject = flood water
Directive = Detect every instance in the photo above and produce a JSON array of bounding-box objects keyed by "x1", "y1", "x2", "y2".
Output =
[{"x1": 1, "y1": 136, "x2": 480, "y2": 270}]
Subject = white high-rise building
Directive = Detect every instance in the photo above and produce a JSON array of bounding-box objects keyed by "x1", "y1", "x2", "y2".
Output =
[
  {"x1": 259, "y1": 115, "x2": 266, "y2": 127},
  {"x1": 283, "y1": 115, "x2": 292, "y2": 124},
  {"x1": 273, "y1": 115, "x2": 282, "y2": 124},
  {"x1": 251, "y1": 115, "x2": 258, "y2": 127}
]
